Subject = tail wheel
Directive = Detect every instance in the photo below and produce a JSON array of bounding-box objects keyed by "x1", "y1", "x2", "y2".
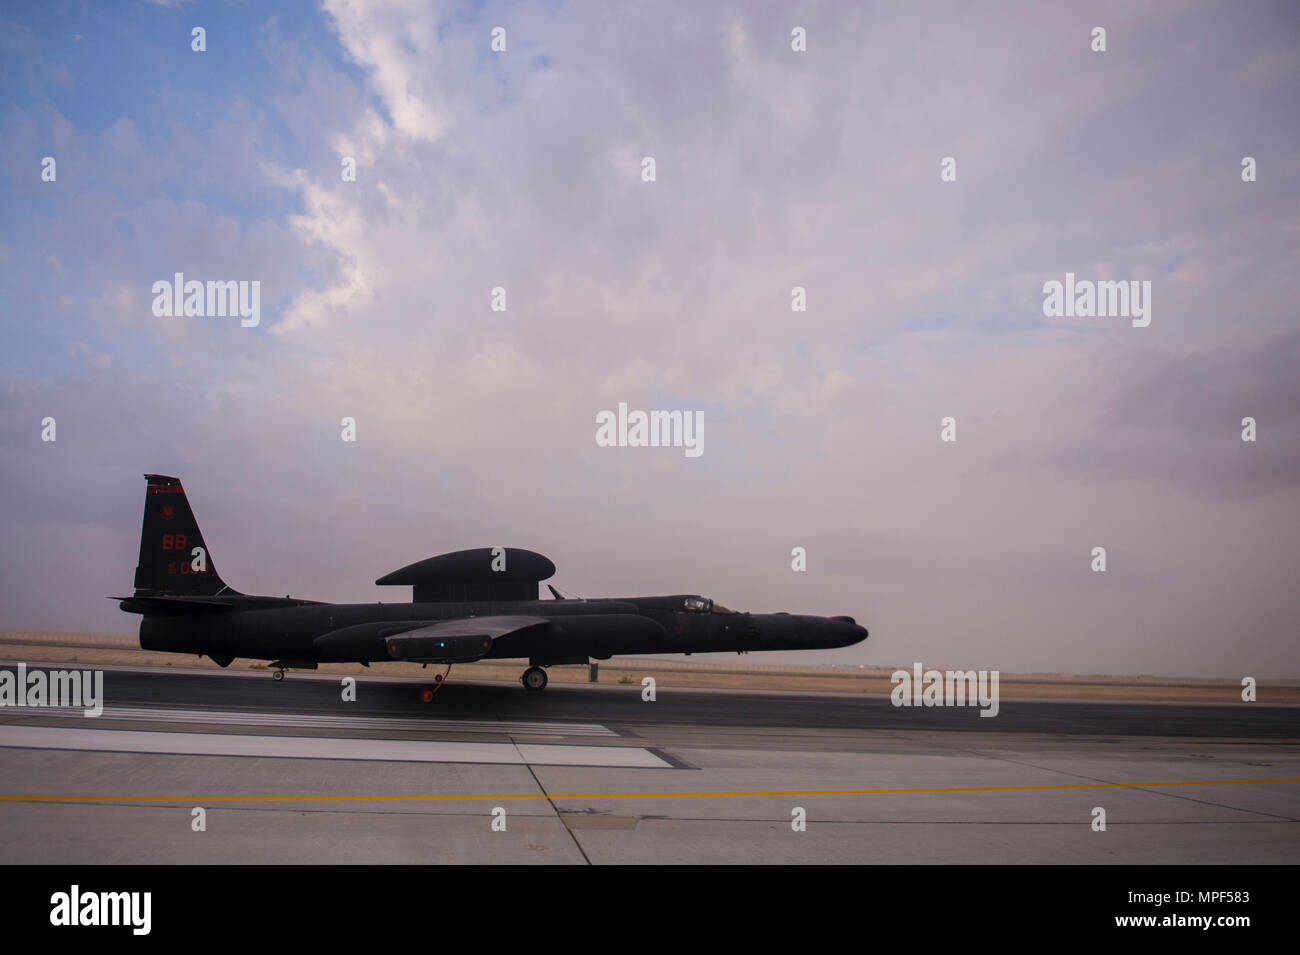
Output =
[
  {"x1": 522, "y1": 666, "x2": 548, "y2": 691},
  {"x1": 420, "y1": 688, "x2": 434, "y2": 703}
]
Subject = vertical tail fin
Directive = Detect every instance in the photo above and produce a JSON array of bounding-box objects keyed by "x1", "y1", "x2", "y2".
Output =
[{"x1": 133, "y1": 474, "x2": 238, "y2": 596}]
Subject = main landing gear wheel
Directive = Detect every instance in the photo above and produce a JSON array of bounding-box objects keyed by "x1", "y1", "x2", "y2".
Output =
[
  {"x1": 521, "y1": 666, "x2": 548, "y2": 691},
  {"x1": 273, "y1": 669, "x2": 285, "y2": 681}
]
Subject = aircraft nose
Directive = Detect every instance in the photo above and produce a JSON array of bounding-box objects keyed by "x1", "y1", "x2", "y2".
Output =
[
  {"x1": 831, "y1": 617, "x2": 869, "y2": 647},
  {"x1": 746, "y1": 613, "x2": 868, "y2": 650}
]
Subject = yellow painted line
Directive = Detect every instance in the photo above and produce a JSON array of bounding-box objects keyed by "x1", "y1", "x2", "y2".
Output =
[{"x1": 0, "y1": 777, "x2": 1296, "y2": 803}]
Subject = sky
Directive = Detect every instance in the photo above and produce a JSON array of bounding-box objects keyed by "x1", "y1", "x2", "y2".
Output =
[{"x1": 1, "y1": 0, "x2": 1297, "y2": 678}]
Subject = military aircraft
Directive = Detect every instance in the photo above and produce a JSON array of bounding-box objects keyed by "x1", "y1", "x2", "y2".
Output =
[{"x1": 119, "y1": 474, "x2": 868, "y2": 690}]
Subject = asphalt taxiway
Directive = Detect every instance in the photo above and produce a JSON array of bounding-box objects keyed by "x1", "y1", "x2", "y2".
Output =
[{"x1": 1, "y1": 662, "x2": 1297, "y2": 864}]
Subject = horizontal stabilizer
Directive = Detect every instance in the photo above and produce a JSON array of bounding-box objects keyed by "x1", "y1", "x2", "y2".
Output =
[{"x1": 117, "y1": 594, "x2": 237, "y2": 615}]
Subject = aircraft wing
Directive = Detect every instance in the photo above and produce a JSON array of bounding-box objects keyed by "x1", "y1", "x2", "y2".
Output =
[{"x1": 313, "y1": 615, "x2": 551, "y2": 664}]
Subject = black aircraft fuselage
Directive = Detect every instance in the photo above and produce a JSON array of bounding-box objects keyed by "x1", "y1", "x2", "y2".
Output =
[{"x1": 120, "y1": 474, "x2": 869, "y2": 690}]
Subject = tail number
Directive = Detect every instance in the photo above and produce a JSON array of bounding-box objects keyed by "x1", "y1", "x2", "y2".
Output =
[
  {"x1": 161, "y1": 533, "x2": 187, "y2": 550},
  {"x1": 166, "y1": 546, "x2": 208, "y2": 575}
]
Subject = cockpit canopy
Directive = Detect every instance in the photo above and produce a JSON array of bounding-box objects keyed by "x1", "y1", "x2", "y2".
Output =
[
  {"x1": 613, "y1": 594, "x2": 740, "y2": 614},
  {"x1": 681, "y1": 596, "x2": 735, "y2": 614}
]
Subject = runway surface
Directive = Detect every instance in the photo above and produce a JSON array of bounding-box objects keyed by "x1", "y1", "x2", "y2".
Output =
[{"x1": 1, "y1": 662, "x2": 1297, "y2": 864}]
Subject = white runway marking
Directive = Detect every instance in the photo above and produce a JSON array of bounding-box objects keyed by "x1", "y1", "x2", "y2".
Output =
[
  {"x1": 0, "y1": 724, "x2": 669, "y2": 768},
  {"x1": 12, "y1": 705, "x2": 616, "y2": 737}
]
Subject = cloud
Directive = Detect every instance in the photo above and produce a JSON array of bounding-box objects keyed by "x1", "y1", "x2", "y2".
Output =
[
  {"x1": 1, "y1": 1, "x2": 1298, "y2": 677},
  {"x1": 1023, "y1": 328, "x2": 1300, "y2": 499},
  {"x1": 320, "y1": 0, "x2": 451, "y2": 141}
]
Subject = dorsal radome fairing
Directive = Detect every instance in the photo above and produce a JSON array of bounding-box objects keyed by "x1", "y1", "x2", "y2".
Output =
[
  {"x1": 375, "y1": 548, "x2": 556, "y2": 584},
  {"x1": 375, "y1": 548, "x2": 556, "y2": 603}
]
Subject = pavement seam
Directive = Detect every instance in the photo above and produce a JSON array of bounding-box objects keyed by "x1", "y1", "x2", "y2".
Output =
[{"x1": 509, "y1": 735, "x2": 592, "y2": 865}]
